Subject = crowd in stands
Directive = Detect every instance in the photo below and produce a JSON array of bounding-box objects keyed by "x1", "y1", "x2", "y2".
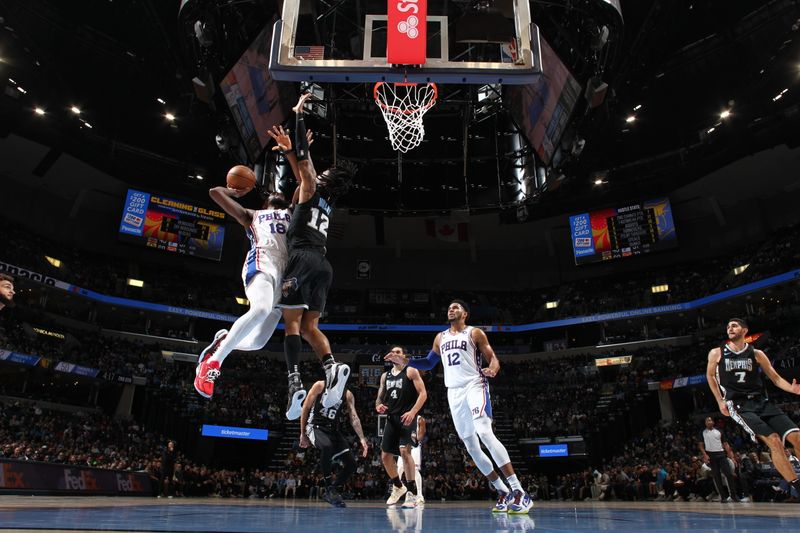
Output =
[{"x1": 2, "y1": 217, "x2": 799, "y2": 328}]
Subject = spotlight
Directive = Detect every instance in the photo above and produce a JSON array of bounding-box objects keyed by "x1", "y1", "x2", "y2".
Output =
[
  {"x1": 156, "y1": 97, "x2": 166, "y2": 104},
  {"x1": 70, "y1": 106, "x2": 81, "y2": 115},
  {"x1": 165, "y1": 112, "x2": 175, "y2": 122},
  {"x1": 625, "y1": 115, "x2": 636, "y2": 123},
  {"x1": 633, "y1": 104, "x2": 642, "y2": 111},
  {"x1": 719, "y1": 109, "x2": 731, "y2": 119},
  {"x1": 34, "y1": 107, "x2": 45, "y2": 116}
]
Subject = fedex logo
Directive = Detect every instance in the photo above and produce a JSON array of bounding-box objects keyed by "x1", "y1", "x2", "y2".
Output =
[
  {"x1": 63, "y1": 469, "x2": 99, "y2": 491},
  {"x1": 116, "y1": 473, "x2": 144, "y2": 492},
  {"x1": 0, "y1": 464, "x2": 26, "y2": 488}
]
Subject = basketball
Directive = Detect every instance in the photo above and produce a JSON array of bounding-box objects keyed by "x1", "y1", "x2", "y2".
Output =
[{"x1": 226, "y1": 165, "x2": 256, "y2": 190}]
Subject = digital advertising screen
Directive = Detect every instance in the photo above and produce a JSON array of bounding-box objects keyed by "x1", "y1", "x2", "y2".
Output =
[
  {"x1": 201, "y1": 424, "x2": 269, "y2": 441},
  {"x1": 538, "y1": 444, "x2": 569, "y2": 457},
  {"x1": 569, "y1": 198, "x2": 677, "y2": 265},
  {"x1": 118, "y1": 189, "x2": 226, "y2": 261}
]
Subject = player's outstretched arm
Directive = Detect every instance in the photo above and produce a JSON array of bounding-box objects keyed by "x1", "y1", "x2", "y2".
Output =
[
  {"x1": 346, "y1": 390, "x2": 369, "y2": 457},
  {"x1": 291, "y1": 93, "x2": 317, "y2": 204},
  {"x1": 299, "y1": 381, "x2": 324, "y2": 448},
  {"x1": 209, "y1": 186, "x2": 253, "y2": 227},
  {"x1": 755, "y1": 349, "x2": 800, "y2": 394},
  {"x1": 267, "y1": 124, "x2": 313, "y2": 206},
  {"x1": 387, "y1": 336, "x2": 442, "y2": 371},
  {"x1": 473, "y1": 328, "x2": 500, "y2": 378},
  {"x1": 706, "y1": 348, "x2": 729, "y2": 416}
]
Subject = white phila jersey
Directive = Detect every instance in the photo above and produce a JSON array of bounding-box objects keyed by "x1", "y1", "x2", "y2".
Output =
[
  {"x1": 241, "y1": 208, "x2": 291, "y2": 287},
  {"x1": 439, "y1": 326, "x2": 485, "y2": 389}
]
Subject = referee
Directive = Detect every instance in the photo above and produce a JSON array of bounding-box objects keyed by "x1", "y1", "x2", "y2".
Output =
[{"x1": 698, "y1": 417, "x2": 740, "y2": 502}]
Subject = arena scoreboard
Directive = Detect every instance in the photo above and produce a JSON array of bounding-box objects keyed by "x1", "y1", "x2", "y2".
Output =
[
  {"x1": 118, "y1": 189, "x2": 226, "y2": 261},
  {"x1": 569, "y1": 198, "x2": 677, "y2": 265}
]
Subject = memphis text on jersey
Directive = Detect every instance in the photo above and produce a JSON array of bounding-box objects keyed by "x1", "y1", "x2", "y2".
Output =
[{"x1": 725, "y1": 358, "x2": 754, "y2": 372}]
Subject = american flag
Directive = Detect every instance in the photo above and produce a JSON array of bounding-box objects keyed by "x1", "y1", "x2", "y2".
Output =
[{"x1": 293, "y1": 45, "x2": 325, "y2": 60}]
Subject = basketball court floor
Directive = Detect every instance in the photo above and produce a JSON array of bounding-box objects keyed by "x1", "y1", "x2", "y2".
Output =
[{"x1": 0, "y1": 497, "x2": 795, "y2": 532}]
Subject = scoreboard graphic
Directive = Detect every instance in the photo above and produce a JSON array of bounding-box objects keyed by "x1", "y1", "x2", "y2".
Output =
[
  {"x1": 569, "y1": 198, "x2": 677, "y2": 265},
  {"x1": 118, "y1": 189, "x2": 226, "y2": 261}
]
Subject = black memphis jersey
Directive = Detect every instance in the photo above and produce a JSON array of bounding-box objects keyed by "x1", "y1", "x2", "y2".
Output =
[
  {"x1": 383, "y1": 367, "x2": 418, "y2": 416},
  {"x1": 717, "y1": 343, "x2": 763, "y2": 400},
  {"x1": 308, "y1": 391, "x2": 345, "y2": 430},
  {"x1": 287, "y1": 190, "x2": 332, "y2": 251}
]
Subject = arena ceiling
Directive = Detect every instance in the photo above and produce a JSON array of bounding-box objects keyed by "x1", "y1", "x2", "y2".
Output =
[{"x1": 0, "y1": 0, "x2": 799, "y2": 217}]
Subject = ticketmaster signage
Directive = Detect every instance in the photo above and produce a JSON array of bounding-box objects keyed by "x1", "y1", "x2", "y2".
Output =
[
  {"x1": 538, "y1": 444, "x2": 569, "y2": 457},
  {"x1": 201, "y1": 424, "x2": 269, "y2": 441}
]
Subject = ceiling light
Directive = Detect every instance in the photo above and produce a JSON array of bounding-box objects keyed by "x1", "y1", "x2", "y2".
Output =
[
  {"x1": 594, "y1": 178, "x2": 603, "y2": 185},
  {"x1": 707, "y1": 127, "x2": 716, "y2": 134},
  {"x1": 7, "y1": 78, "x2": 16, "y2": 85},
  {"x1": 651, "y1": 284, "x2": 669, "y2": 293},
  {"x1": 34, "y1": 107, "x2": 45, "y2": 116},
  {"x1": 157, "y1": 98, "x2": 166, "y2": 104},
  {"x1": 236, "y1": 297, "x2": 249, "y2": 306},
  {"x1": 127, "y1": 278, "x2": 144, "y2": 288},
  {"x1": 44, "y1": 256, "x2": 62, "y2": 268},
  {"x1": 733, "y1": 264, "x2": 749, "y2": 275},
  {"x1": 545, "y1": 300, "x2": 559, "y2": 309},
  {"x1": 625, "y1": 115, "x2": 636, "y2": 123},
  {"x1": 633, "y1": 104, "x2": 642, "y2": 111},
  {"x1": 196, "y1": 175, "x2": 203, "y2": 180},
  {"x1": 70, "y1": 106, "x2": 81, "y2": 115},
  {"x1": 83, "y1": 122, "x2": 92, "y2": 129},
  {"x1": 16, "y1": 86, "x2": 26, "y2": 94},
  {"x1": 164, "y1": 112, "x2": 175, "y2": 121},
  {"x1": 719, "y1": 109, "x2": 731, "y2": 119}
]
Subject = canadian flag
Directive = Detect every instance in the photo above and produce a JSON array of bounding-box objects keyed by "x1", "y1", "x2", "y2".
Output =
[{"x1": 425, "y1": 218, "x2": 469, "y2": 242}]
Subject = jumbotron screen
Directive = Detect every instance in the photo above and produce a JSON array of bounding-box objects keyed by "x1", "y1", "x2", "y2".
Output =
[
  {"x1": 118, "y1": 189, "x2": 226, "y2": 261},
  {"x1": 569, "y1": 198, "x2": 677, "y2": 265}
]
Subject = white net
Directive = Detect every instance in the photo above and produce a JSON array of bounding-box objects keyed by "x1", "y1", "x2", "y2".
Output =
[{"x1": 374, "y1": 82, "x2": 438, "y2": 153}]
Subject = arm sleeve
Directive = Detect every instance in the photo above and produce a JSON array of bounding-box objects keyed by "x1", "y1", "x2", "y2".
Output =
[
  {"x1": 407, "y1": 350, "x2": 441, "y2": 371},
  {"x1": 295, "y1": 113, "x2": 309, "y2": 161}
]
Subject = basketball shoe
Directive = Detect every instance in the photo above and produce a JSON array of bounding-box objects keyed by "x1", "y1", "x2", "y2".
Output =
[
  {"x1": 507, "y1": 490, "x2": 534, "y2": 514},
  {"x1": 195, "y1": 329, "x2": 228, "y2": 376},
  {"x1": 285, "y1": 372, "x2": 306, "y2": 420},
  {"x1": 322, "y1": 362, "x2": 350, "y2": 408},
  {"x1": 386, "y1": 484, "x2": 408, "y2": 506},
  {"x1": 323, "y1": 485, "x2": 346, "y2": 508},
  {"x1": 493, "y1": 491, "x2": 511, "y2": 512},
  {"x1": 401, "y1": 491, "x2": 418, "y2": 509},
  {"x1": 194, "y1": 360, "x2": 221, "y2": 399}
]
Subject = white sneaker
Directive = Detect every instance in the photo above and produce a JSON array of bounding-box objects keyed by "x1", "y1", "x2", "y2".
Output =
[
  {"x1": 386, "y1": 484, "x2": 408, "y2": 506},
  {"x1": 322, "y1": 363, "x2": 350, "y2": 408},
  {"x1": 417, "y1": 494, "x2": 425, "y2": 506},
  {"x1": 401, "y1": 491, "x2": 418, "y2": 508},
  {"x1": 739, "y1": 496, "x2": 751, "y2": 503}
]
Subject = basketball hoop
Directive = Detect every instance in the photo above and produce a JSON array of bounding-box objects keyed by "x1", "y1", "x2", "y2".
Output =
[{"x1": 374, "y1": 82, "x2": 438, "y2": 153}]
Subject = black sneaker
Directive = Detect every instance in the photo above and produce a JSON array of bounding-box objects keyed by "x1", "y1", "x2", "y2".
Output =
[
  {"x1": 323, "y1": 485, "x2": 346, "y2": 507},
  {"x1": 285, "y1": 372, "x2": 306, "y2": 420}
]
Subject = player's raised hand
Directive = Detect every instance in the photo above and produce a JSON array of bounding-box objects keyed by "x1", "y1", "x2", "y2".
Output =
[
  {"x1": 384, "y1": 351, "x2": 407, "y2": 366},
  {"x1": 292, "y1": 92, "x2": 313, "y2": 114},
  {"x1": 268, "y1": 125, "x2": 292, "y2": 152},
  {"x1": 299, "y1": 433, "x2": 310, "y2": 449},
  {"x1": 718, "y1": 398, "x2": 730, "y2": 417},
  {"x1": 790, "y1": 378, "x2": 800, "y2": 395}
]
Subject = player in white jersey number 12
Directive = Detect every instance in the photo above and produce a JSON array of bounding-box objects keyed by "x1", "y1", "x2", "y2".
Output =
[
  {"x1": 194, "y1": 180, "x2": 293, "y2": 399},
  {"x1": 385, "y1": 299, "x2": 533, "y2": 514}
]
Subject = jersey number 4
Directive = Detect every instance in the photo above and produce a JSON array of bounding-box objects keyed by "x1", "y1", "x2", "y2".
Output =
[
  {"x1": 308, "y1": 208, "x2": 329, "y2": 237},
  {"x1": 390, "y1": 390, "x2": 398, "y2": 399}
]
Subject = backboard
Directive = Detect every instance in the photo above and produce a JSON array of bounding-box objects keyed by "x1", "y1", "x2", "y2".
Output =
[{"x1": 269, "y1": 0, "x2": 542, "y2": 85}]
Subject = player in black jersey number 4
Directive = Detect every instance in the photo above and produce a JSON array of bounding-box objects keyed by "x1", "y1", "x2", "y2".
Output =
[
  {"x1": 707, "y1": 317, "x2": 800, "y2": 497},
  {"x1": 269, "y1": 93, "x2": 355, "y2": 420}
]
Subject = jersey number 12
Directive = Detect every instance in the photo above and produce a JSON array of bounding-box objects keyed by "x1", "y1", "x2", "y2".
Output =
[{"x1": 308, "y1": 208, "x2": 329, "y2": 237}]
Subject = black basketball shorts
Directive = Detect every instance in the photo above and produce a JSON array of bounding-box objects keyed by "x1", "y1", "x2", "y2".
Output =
[
  {"x1": 278, "y1": 248, "x2": 333, "y2": 313},
  {"x1": 307, "y1": 425, "x2": 350, "y2": 459},
  {"x1": 727, "y1": 396, "x2": 799, "y2": 444},
  {"x1": 380, "y1": 414, "x2": 416, "y2": 455}
]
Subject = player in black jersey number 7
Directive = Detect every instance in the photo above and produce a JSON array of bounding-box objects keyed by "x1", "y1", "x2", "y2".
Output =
[
  {"x1": 706, "y1": 317, "x2": 800, "y2": 497},
  {"x1": 268, "y1": 93, "x2": 355, "y2": 420}
]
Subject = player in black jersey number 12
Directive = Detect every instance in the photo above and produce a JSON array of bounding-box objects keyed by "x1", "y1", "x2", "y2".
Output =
[
  {"x1": 706, "y1": 317, "x2": 800, "y2": 497},
  {"x1": 269, "y1": 93, "x2": 355, "y2": 420}
]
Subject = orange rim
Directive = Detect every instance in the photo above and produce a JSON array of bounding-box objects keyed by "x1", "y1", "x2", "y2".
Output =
[{"x1": 374, "y1": 82, "x2": 438, "y2": 115}]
